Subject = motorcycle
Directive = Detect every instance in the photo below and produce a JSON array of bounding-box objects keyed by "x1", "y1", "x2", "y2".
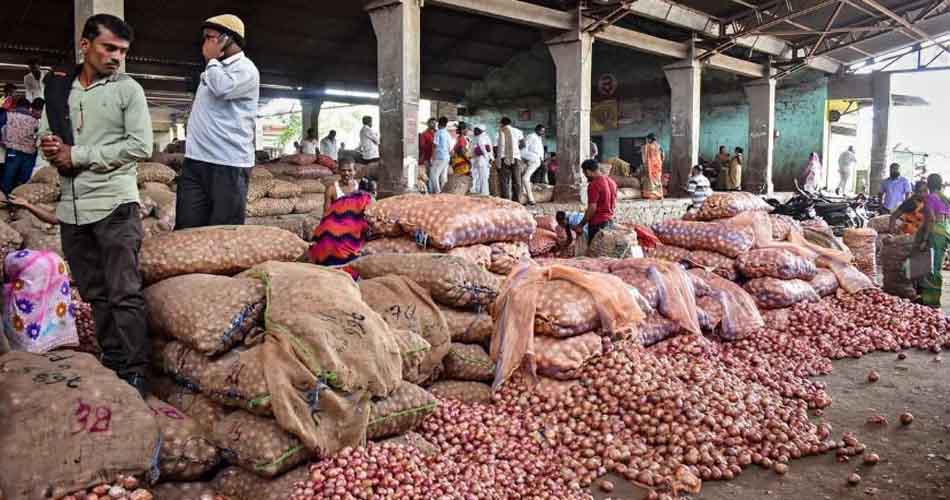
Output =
[{"x1": 766, "y1": 182, "x2": 869, "y2": 236}]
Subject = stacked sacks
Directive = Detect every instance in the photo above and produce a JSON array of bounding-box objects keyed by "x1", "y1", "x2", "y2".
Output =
[
  {"x1": 843, "y1": 228, "x2": 879, "y2": 282},
  {"x1": 490, "y1": 261, "x2": 644, "y2": 389},
  {"x1": 246, "y1": 165, "x2": 328, "y2": 241},
  {"x1": 880, "y1": 233, "x2": 917, "y2": 299},
  {"x1": 693, "y1": 191, "x2": 773, "y2": 221},
  {"x1": 349, "y1": 253, "x2": 500, "y2": 397}
]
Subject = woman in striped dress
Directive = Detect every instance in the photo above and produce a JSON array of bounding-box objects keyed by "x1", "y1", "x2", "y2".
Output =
[{"x1": 308, "y1": 159, "x2": 377, "y2": 271}]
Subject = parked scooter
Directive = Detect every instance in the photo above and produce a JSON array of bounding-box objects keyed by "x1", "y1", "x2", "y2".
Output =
[{"x1": 765, "y1": 181, "x2": 869, "y2": 236}]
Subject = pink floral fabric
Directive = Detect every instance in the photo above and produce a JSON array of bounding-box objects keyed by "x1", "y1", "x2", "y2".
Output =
[{"x1": 3, "y1": 250, "x2": 78, "y2": 353}]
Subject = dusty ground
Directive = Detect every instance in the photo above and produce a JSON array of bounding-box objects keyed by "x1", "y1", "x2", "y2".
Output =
[{"x1": 592, "y1": 350, "x2": 950, "y2": 500}]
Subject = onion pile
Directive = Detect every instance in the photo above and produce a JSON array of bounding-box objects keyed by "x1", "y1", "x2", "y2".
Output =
[{"x1": 61, "y1": 475, "x2": 153, "y2": 500}]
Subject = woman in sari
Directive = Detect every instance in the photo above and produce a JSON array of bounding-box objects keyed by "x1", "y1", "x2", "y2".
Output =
[
  {"x1": 309, "y1": 158, "x2": 377, "y2": 271},
  {"x1": 2, "y1": 249, "x2": 78, "y2": 354},
  {"x1": 799, "y1": 152, "x2": 823, "y2": 191},
  {"x1": 451, "y1": 121, "x2": 472, "y2": 176},
  {"x1": 641, "y1": 133, "x2": 664, "y2": 200},
  {"x1": 916, "y1": 173, "x2": 950, "y2": 307}
]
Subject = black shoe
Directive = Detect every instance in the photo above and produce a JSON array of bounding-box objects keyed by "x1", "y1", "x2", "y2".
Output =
[{"x1": 123, "y1": 373, "x2": 149, "y2": 400}]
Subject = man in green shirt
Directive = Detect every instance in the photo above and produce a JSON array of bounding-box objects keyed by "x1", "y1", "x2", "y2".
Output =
[{"x1": 38, "y1": 14, "x2": 153, "y2": 396}]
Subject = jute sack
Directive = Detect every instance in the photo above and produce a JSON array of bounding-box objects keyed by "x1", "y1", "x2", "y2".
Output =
[
  {"x1": 145, "y1": 274, "x2": 265, "y2": 356},
  {"x1": 365, "y1": 193, "x2": 537, "y2": 249},
  {"x1": 534, "y1": 333, "x2": 603, "y2": 380},
  {"x1": 448, "y1": 244, "x2": 492, "y2": 271},
  {"x1": 246, "y1": 197, "x2": 296, "y2": 217},
  {"x1": 283, "y1": 153, "x2": 317, "y2": 166},
  {"x1": 246, "y1": 262, "x2": 401, "y2": 456},
  {"x1": 12, "y1": 182, "x2": 60, "y2": 204},
  {"x1": 30, "y1": 167, "x2": 61, "y2": 186},
  {"x1": 359, "y1": 276, "x2": 451, "y2": 384},
  {"x1": 367, "y1": 381, "x2": 438, "y2": 440},
  {"x1": 247, "y1": 178, "x2": 275, "y2": 203},
  {"x1": 694, "y1": 192, "x2": 772, "y2": 221},
  {"x1": 211, "y1": 411, "x2": 312, "y2": 478},
  {"x1": 736, "y1": 248, "x2": 818, "y2": 281},
  {"x1": 652, "y1": 220, "x2": 755, "y2": 258},
  {"x1": 534, "y1": 280, "x2": 601, "y2": 338},
  {"x1": 440, "y1": 307, "x2": 493, "y2": 344},
  {"x1": 349, "y1": 253, "x2": 501, "y2": 309},
  {"x1": 443, "y1": 174, "x2": 472, "y2": 196},
  {"x1": 150, "y1": 482, "x2": 220, "y2": 500},
  {"x1": 137, "y1": 162, "x2": 177, "y2": 185},
  {"x1": 377, "y1": 431, "x2": 439, "y2": 456},
  {"x1": 428, "y1": 380, "x2": 492, "y2": 404},
  {"x1": 146, "y1": 397, "x2": 220, "y2": 481},
  {"x1": 298, "y1": 179, "x2": 326, "y2": 194},
  {"x1": 245, "y1": 215, "x2": 311, "y2": 242},
  {"x1": 140, "y1": 225, "x2": 309, "y2": 284},
  {"x1": 390, "y1": 328, "x2": 431, "y2": 384},
  {"x1": 293, "y1": 193, "x2": 324, "y2": 215},
  {"x1": 744, "y1": 277, "x2": 820, "y2": 310},
  {"x1": 151, "y1": 375, "x2": 232, "y2": 433},
  {"x1": 442, "y1": 342, "x2": 494, "y2": 382},
  {"x1": 361, "y1": 237, "x2": 430, "y2": 256},
  {"x1": 141, "y1": 185, "x2": 176, "y2": 231},
  {"x1": 212, "y1": 465, "x2": 309, "y2": 500},
  {"x1": 588, "y1": 226, "x2": 639, "y2": 258},
  {"x1": 250, "y1": 167, "x2": 273, "y2": 180},
  {"x1": 268, "y1": 180, "x2": 303, "y2": 199},
  {"x1": 489, "y1": 241, "x2": 531, "y2": 275},
  {"x1": 153, "y1": 340, "x2": 272, "y2": 415},
  {"x1": 0, "y1": 351, "x2": 161, "y2": 500}
]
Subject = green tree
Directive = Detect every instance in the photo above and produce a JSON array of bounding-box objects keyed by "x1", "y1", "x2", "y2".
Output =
[{"x1": 277, "y1": 112, "x2": 302, "y2": 150}]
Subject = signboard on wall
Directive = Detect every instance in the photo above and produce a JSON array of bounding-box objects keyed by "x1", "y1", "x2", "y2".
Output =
[
  {"x1": 597, "y1": 73, "x2": 618, "y2": 97},
  {"x1": 591, "y1": 100, "x2": 619, "y2": 133}
]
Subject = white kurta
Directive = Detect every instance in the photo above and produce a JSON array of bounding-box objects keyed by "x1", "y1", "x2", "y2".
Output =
[{"x1": 472, "y1": 133, "x2": 494, "y2": 195}]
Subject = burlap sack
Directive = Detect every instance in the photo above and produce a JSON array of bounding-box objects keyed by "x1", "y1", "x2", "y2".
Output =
[
  {"x1": 442, "y1": 342, "x2": 495, "y2": 382},
  {"x1": 653, "y1": 220, "x2": 755, "y2": 258},
  {"x1": 212, "y1": 411, "x2": 312, "y2": 478},
  {"x1": 268, "y1": 180, "x2": 303, "y2": 199},
  {"x1": 428, "y1": 380, "x2": 492, "y2": 404},
  {"x1": 283, "y1": 153, "x2": 317, "y2": 166},
  {"x1": 154, "y1": 341, "x2": 272, "y2": 415},
  {"x1": 247, "y1": 178, "x2": 275, "y2": 203},
  {"x1": 358, "y1": 276, "x2": 451, "y2": 384},
  {"x1": 293, "y1": 193, "x2": 324, "y2": 214},
  {"x1": 361, "y1": 237, "x2": 429, "y2": 256},
  {"x1": 365, "y1": 194, "x2": 537, "y2": 249},
  {"x1": 489, "y1": 241, "x2": 531, "y2": 275},
  {"x1": 367, "y1": 382, "x2": 437, "y2": 440},
  {"x1": 881, "y1": 234, "x2": 916, "y2": 299},
  {"x1": 12, "y1": 182, "x2": 60, "y2": 205},
  {"x1": 261, "y1": 163, "x2": 299, "y2": 177},
  {"x1": 250, "y1": 167, "x2": 274, "y2": 180},
  {"x1": 212, "y1": 465, "x2": 310, "y2": 500},
  {"x1": 295, "y1": 165, "x2": 334, "y2": 179},
  {"x1": 298, "y1": 179, "x2": 326, "y2": 194},
  {"x1": 0, "y1": 351, "x2": 161, "y2": 500},
  {"x1": 29, "y1": 167, "x2": 61, "y2": 186},
  {"x1": 611, "y1": 175, "x2": 640, "y2": 189},
  {"x1": 744, "y1": 278, "x2": 820, "y2": 310},
  {"x1": 140, "y1": 185, "x2": 176, "y2": 230},
  {"x1": 646, "y1": 244, "x2": 690, "y2": 263},
  {"x1": 377, "y1": 431, "x2": 439, "y2": 456},
  {"x1": 588, "y1": 226, "x2": 639, "y2": 258},
  {"x1": 151, "y1": 482, "x2": 219, "y2": 500},
  {"x1": 687, "y1": 250, "x2": 738, "y2": 281},
  {"x1": 809, "y1": 268, "x2": 839, "y2": 297},
  {"x1": 448, "y1": 244, "x2": 492, "y2": 271},
  {"x1": 146, "y1": 397, "x2": 220, "y2": 480},
  {"x1": 440, "y1": 307, "x2": 493, "y2": 344},
  {"x1": 145, "y1": 274, "x2": 265, "y2": 356},
  {"x1": 140, "y1": 226, "x2": 309, "y2": 284},
  {"x1": 245, "y1": 214, "x2": 310, "y2": 241},
  {"x1": 246, "y1": 262, "x2": 401, "y2": 455},
  {"x1": 388, "y1": 328, "x2": 430, "y2": 384},
  {"x1": 137, "y1": 162, "x2": 177, "y2": 185},
  {"x1": 534, "y1": 333, "x2": 603, "y2": 380},
  {"x1": 13, "y1": 224, "x2": 61, "y2": 257},
  {"x1": 843, "y1": 228, "x2": 878, "y2": 281},
  {"x1": 736, "y1": 248, "x2": 818, "y2": 281},
  {"x1": 534, "y1": 280, "x2": 600, "y2": 338},
  {"x1": 151, "y1": 375, "x2": 232, "y2": 433},
  {"x1": 444, "y1": 174, "x2": 473, "y2": 195},
  {"x1": 350, "y1": 254, "x2": 501, "y2": 309},
  {"x1": 694, "y1": 192, "x2": 772, "y2": 221},
  {"x1": 246, "y1": 197, "x2": 296, "y2": 217}
]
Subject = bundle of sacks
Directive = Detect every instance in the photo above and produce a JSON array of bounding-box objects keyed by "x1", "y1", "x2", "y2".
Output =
[
  {"x1": 137, "y1": 225, "x2": 437, "y2": 495},
  {"x1": 245, "y1": 166, "x2": 326, "y2": 241},
  {"x1": 361, "y1": 194, "x2": 537, "y2": 279},
  {"x1": 350, "y1": 253, "x2": 500, "y2": 405},
  {"x1": 647, "y1": 192, "x2": 874, "y2": 316}
]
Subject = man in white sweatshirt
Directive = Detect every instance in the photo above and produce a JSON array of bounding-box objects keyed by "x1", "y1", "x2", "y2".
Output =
[
  {"x1": 521, "y1": 124, "x2": 546, "y2": 205},
  {"x1": 471, "y1": 124, "x2": 493, "y2": 195}
]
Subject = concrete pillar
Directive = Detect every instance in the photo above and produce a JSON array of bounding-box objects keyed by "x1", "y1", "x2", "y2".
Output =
[
  {"x1": 869, "y1": 72, "x2": 892, "y2": 196},
  {"x1": 367, "y1": 0, "x2": 420, "y2": 196},
  {"x1": 547, "y1": 30, "x2": 593, "y2": 203},
  {"x1": 301, "y1": 98, "x2": 323, "y2": 143},
  {"x1": 664, "y1": 58, "x2": 701, "y2": 198},
  {"x1": 74, "y1": 0, "x2": 124, "y2": 64},
  {"x1": 743, "y1": 77, "x2": 776, "y2": 194}
]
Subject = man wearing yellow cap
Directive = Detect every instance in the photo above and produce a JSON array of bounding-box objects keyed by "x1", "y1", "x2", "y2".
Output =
[{"x1": 177, "y1": 14, "x2": 260, "y2": 229}]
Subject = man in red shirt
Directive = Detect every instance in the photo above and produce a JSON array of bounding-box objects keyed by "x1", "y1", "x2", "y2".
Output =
[
  {"x1": 418, "y1": 118, "x2": 437, "y2": 181},
  {"x1": 574, "y1": 159, "x2": 617, "y2": 242}
]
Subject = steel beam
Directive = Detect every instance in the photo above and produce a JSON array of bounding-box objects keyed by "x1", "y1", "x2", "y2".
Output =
[
  {"x1": 811, "y1": 2, "x2": 846, "y2": 57},
  {"x1": 853, "y1": 0, "x2": 950, "y2": 55}
]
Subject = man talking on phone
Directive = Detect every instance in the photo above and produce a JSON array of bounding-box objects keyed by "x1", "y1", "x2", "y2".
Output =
[{"x1": 177, "y1": 14, "x2": 260, "y2": 229}]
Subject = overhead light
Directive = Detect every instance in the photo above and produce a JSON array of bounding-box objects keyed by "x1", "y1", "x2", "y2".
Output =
[
  {"x1": 324, "y1": 88, "x2": 379, "y2": 99},
  {"x1": 295, "y1": 86, "x2": 303, "y2": 91}
]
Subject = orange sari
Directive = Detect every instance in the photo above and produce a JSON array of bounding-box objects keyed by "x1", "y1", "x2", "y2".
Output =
[{"x1": 642, "y1": 142, "x2": 664, "y2": 200}]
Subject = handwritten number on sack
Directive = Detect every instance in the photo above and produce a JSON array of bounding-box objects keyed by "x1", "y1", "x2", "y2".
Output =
[
  {"x1": 150, "y1": 404, "x2": 185, "y2": 420},
  {"x1": 72, "y1": 398, "x2": 112, "y2": 434}
]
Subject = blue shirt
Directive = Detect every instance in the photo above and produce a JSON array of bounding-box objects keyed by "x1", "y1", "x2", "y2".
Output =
[
  {"x1": 433, "y1": 128, "x2": 452, "y2": 161},
  {"x1": 186, "y1": 52, "x2": 260, "y2": 168},
  {"x1": 881, "y1": 176, "x2": 913, "y2": 211}
]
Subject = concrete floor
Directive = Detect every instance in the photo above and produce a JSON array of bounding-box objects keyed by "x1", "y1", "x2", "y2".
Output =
[{"x1": 589, "y1": 276, "x2": 950, "y2": 500}]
